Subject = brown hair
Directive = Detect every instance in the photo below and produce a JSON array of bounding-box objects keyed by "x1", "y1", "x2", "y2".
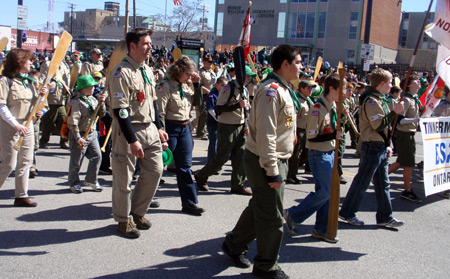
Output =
[
  {"x1": 324, "y1": 73, "x2": 340, "y2": 96},
  {"x1": 370, "y1": 68, "x2": 392, "y2": 88},
  {"x1": 126, "y1": 28, "x2": 154, "y2": 52},
  {"x1": 400, "y1": 75, "x2": 419, "y2": 93},
  {"x1": 2, "y1": 49, "x2": 35, "y2": 79},
  {"x1": 166, "y1": 56, "x2": 196, "y2": 81}
]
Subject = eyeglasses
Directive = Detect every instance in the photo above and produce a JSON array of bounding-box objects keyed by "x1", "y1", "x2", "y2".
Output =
[{"x1": 184, "y1": 72, "x2": 194, "y2": 77}]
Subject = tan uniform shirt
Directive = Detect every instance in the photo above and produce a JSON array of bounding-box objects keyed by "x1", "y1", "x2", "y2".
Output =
[
  {"x1": 216, "y1": 82, "x2": 246, "y2": 125},
  {"x1": 156, "y1": 79, "x2": 193, "y2": 122},
  {"x1": 80, "y1": 60, "x2": 103, "y2": 76},
  {"x1": 0, "y1": 76, "x2": 36, "y2": 121},
  {"x1": 154, "y1": 67, "x2": 166, "y2": 84},
  {"x1": 200, "y1": 67, "x2": 216, "y2": 92},
  {"x1": 247, "y1": 81, "x2": 258, "y2": 100},
  {"x1": 397, "y1": 93, "x2": 420, "y2": 132},
  {"x1": 245, "y1": 73, "x2": 296, "y2": 177},
  {"x1": 67, "y1": 92, "x2": 106, "y2": 139},
  {"x1": 297, "y1": 92, "x2": 313, "y2": 129},
  {"x1": 306, "y1": 97, "x2": 336, "y2": 152},
  {"x1": 359, "y1": 93, "x2": 391, "y2": 143},
  {"x1": 109, "y1": 55, "x2": 156, "y2": 124}
]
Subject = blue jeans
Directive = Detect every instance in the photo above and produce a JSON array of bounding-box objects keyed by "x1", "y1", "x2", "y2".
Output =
[
  {"x1": 166, "y1": 121, "x2": 198, "y2": 207},
  {"x1": 288, "y1": 149, "x2": 334, "y2": 235},
  {"x1": 207, "y1": 124, "x2": 217, "y2": 163},
  {"x1": 339, "y1": 141, "x2": 393, "y2": 223}
]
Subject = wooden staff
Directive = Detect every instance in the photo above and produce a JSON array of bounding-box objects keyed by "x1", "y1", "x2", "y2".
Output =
[
  {"x1": 247, "y1": 54, "x2": 261, "y2": 85},
  {"x1": 101, "y1": 127, "x2": 112, "y2": 153},
  {"x1": 14, "y1": 31, "x2": 72, "y2": 151},
  {"x1": 327, "y1": 68, "x2": 347, "y2": 240}
]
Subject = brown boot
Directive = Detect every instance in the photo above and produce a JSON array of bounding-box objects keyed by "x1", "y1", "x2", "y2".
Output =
[
  {"x1": 117, "y1": 219, "x2": 140, "y2": 238},
  {"x1": 14, "y1": 198, "x2": 38, "y2": 207},
  {"x1": 131, "y1": 213, "x2": 152, "y2": 230},
  {"x1": 194, "y1": 173, "x2": 209, "y2": 191}
]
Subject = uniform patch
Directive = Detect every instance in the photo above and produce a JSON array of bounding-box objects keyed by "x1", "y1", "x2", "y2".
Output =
[
  {"x1": 323, "y1": 126, "x2": 332, "y2": 134},
  {"x1": 314, "y1": 104, "x2": 321, "y2": 108},
  {"x1": 370, "y1": 115, "x2": 379, "y2": 121},
  {"x1": 157, "y1": 87, "x2": 163, "y2": 92},
  {"x1": 223, "y1": 85, "x2": 230, "y2": 90},
  {"x1": 49, "y1": 88, "x2": 56, "y2": 94},
  {"x1": 270, "y1": 83, "x2": 279, "y2": 90},
  {"x1": 119, "y1": 108, "x2": 129, "y2": 119},
  {"x1": 114, "y1": 92, "x2": 124, "y2": 98},
  {"x1": 286, "y1": 116, "x2": 293, "y2": 127},
  {"x1": 266, "y1": 90, "x2": 276, "y2": 97},
  {"x1": 368, "y1": 100, "x2": 376, "y2": 105},
  {"x1": 136, "y1": 91, "x2": 145, "y2": 103},
  {"x1": 114, "y1": 72, "x2": 122, "y2": 78},
  {"x1": 308, "y1": 130, "x2": 316, "y2": 135},
  {"x1": 311, "y1": 110, "x2": 319, "y2": 116}
]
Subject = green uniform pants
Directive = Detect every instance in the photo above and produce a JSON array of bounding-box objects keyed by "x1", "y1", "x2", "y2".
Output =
[
  {"x1": 39, "y1": 105, "x2": 67, "y2": 146},
  {"x1": 224, "y1": 149, "x2": 287, "y2": 272},
  {"x1": 196, "y1": 123, "x2": 246, "y2": 190}
]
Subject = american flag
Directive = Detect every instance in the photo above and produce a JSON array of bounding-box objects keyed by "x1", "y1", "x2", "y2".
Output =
[{"x1": 174, "y1": 0, "x2": 182, "y2": 5}]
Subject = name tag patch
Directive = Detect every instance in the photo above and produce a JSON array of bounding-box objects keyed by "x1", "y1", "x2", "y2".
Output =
[
  {"x1": 370, "y1": 115, "x2": 379, "y2": 121},
  {"x1": 308, "y1": 130, "x2": 316, "y2": 135},
  {"x1": 114, "y1": 92, "x2": 124, "y2": 98}
]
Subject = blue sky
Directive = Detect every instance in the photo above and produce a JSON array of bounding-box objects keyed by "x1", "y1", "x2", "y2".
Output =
[{"x1": 0, "y1": 0, "x2": 435, "y2": 32}]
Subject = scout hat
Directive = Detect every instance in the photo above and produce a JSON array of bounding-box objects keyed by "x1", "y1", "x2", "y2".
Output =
[
  {"x1": 75, "y1": 75, "x2": 99, "y2": 91},
  {"x1": 203, "y1": 53, "x2": 213, "y2": 62},
  {"x1": 91, "y1": 48, "x2": 103, "y2": 55},
  {"x1": 245, "y1": 65, "x2": 257, "y2": 77},
  {"x1": 92, "y1": 72, "x2": 103, "y2": 79},
  {"x1": 162, "y1": 148, "x2": 173, "y2": 166}
]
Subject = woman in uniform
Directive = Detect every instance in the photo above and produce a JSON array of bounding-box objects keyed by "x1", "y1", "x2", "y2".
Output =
[
  {"x1": 0, "y1": 49, "x2": 46, "y2": 207},
  {"x1": 156, "y1": 56, "x2": 204, "y2": 216}
]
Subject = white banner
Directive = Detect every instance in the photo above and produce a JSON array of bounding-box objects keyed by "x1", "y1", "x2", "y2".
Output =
[
  {"x1": 424, "y1": 0, "x2": 450, "y2": 50},
  {"x1": 420, "y1": 117, "x2": 450, "y2": 196}
]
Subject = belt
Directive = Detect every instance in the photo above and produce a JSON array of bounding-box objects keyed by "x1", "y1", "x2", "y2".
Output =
[{"x1": 166, "y1": 119, "x2": 190, "y2": 126}]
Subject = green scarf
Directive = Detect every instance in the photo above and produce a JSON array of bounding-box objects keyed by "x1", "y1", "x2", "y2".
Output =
[
  {"x1": 404, "y1": 92, "x2": 423, "y2": 110},
  {"x1": 364, "y1": 93, "x2": 390, "y2": 115},
  {"x1": 80, "y1": 96, "x2": 95, "y2": 118},
  {"x1": 263, "y1": 72, "x2": 300, "y2": 113},
  {"x1": 297, "y1": 92, "x2": 314, "y2": 108},
  {"x1": 316, "y1": 97, "x2": 337, "y2": 129},
  {"x1": 176, "y1": 80, "x2": 184, "y2": 100},
  {"x1": 140, "y1": 65, "x2": 151, "y2": 85},
  {"x1": 15, "y1": 74, "x2": 37, "y2": 89}
]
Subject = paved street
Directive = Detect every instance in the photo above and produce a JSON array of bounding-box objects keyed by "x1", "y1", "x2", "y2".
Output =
[{"x1": 0, "y1": 132, "x2": 448, "y2": 279}]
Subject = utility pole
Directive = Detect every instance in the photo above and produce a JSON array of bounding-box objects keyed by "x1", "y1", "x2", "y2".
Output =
[
  {"x1": 361, "y1": 0, "x2": 373, "y2": 74},
  {"x1": 133, "y1": 0, "x2": 136, "y2": 29},
  {"x1": 17, "y1": 0, "x2": 23, "y2": 49},
  {"x1": 69, "y1": 3, "x2": 75, "y2": 51},
  {"x1": 125, "y1": 0, "x2": 129, "y2": 37},
  {"x1": 164, "y1": 0, "x2": 167, "y2": 46},
  {"x1": 199, "y1": 4, "x2": 209, "y2": 43}
]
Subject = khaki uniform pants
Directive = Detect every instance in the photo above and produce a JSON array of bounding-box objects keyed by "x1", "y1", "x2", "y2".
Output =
[
  {"x1": 111, "y1": 122, "x2": 163, "y2": 222},
  {"x1": 0, "y1": 119, "x2": 34, "y2": 198}
]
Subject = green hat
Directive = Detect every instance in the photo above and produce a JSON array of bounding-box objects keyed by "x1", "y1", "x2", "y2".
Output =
[
  {"x1": 311, "y1": 85, "x2": 323, "y2": 99},
  {"x1": 299, "y1": 80, "x2": 316, "y2": 88},
  {"x1": 75, "y1": 75, "x2": 98, "y2": 91},
  {"x1": 162, "y1": 148, "x2": 173, "y2": 166},
  {"x1": 245, "y1": 65, "x2": 257, "y2": 77}
]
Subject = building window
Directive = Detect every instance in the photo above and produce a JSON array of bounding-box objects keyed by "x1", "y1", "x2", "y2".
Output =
[
  {"x1": 348, "y1": 12, "x2": 358, "y2": 40},
  {"x1": 216, "y1": 12, "x2": 224, "y2": 36},
  {"x1": 280, "y1": 0, "x2": 287, "y2": 3},
  {"x1": 291, "y1": 0, "x2": 328, "y2": 2},
  {"x1": 288, "y1": 12, "x2": 326, "y2": 39},
  {"x1": 401, "y1": 29, "x2": 407, "y2": 47},
  {"x1": 318, "y1": 12, "x2": 326, "y2": 38},
  {"x1": 277, "y1": 12, "x2": 286, "y2": 38},
  {"x1": 347, "y1": 49, "x2": 355, "y2": 64},
  {"x1": 218, "y1": 0, "x2": 224, "y2": 4}
]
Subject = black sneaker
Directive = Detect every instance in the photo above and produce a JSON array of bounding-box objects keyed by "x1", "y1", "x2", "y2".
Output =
[
  {"x1": 149, "y1": 199, "x2": 160, "y2": 208},
  {"x1": 401, "y1": 189, "x2": 422, "y2": 203},
  {"x1": 181, "y1": 204, "x2": 205, "y2": 216},
  {"x1": 286, "y1": 177, "x2": 302, "y2": 184},
  {"x1": 252, "y1": 268, "x2": 290, "y2": 279},
  {"x1": 29, "y1": 169, "x2": 38, "y2": 178},
  {"x1": 221, "y1": 242, "x2": 251, "y2": 268}
]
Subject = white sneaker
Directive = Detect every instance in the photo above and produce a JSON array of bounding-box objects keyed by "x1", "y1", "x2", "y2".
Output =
[
  {"x1": 83, "y1": 181, "x2": 103, "y2": 192},
  {"x1": 70, "y1": 184, "x2": 83, "y2": 194}
]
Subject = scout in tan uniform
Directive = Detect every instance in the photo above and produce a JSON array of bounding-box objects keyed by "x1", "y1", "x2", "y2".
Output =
[
  {"x1": 71, "y1": 51, "x2": 82, "y2": 77},
  {"x1": 194, "y1": 66, "x2": 255, "y2": 196},
  {"x1": 67, "y1": 75, "x2": 106, "y2": 193},
  {"x1": 284, "y1": 73, "x2": 342, "y2": 243},
  {"x1": 39, "y1": 59, "x2": 71, "y2": 149},
  {"x1": 222, "y1": 45, "x2": 301, "y2": 279},
  {"x1": 153, "y1": 56, "x2": 166, "y2": 84},
  {"x1": 80, "y1": 48, "x2": 104, "y2": 76},
  {"x1": 196, "y1": 54, "x2": 216, "y2": 139},
  {"x1": 287, "y1": 79, "x2": 315, "y2": 184},
  {"x1": 388, "y1": 77, "x2": 422, "y2": 202},
  {"x1": 0, "y1": 49, "x2": 47, "y2": 207},
  {"x1": 109, "y1": 28, "x2": 168, "y2": 238},
  {"x1": 340, "y1": 68, "x2": 405, "y2": 228},
  {"x1": 156, "y1": 56, "x2": 204, "y2": 216}
]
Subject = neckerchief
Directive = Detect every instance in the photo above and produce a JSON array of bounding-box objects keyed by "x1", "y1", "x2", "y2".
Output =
[
  {"x1": 297, "y1": 92, "x2": 314, "y2": 108},
  {"x1": 80, "y1": 96, "x2": 95, "y2": 117},
  {"x1": 316, "y1": 97, "x2": 337, "y2": 129},
  {"x1": 363, "y1": 93, "x2": 390, "y2": 115},
  {"x1": 176, "y1": 80, "x2": 184, "y2": 100},
  {"x1": 15, "y1": 74, "x2": 37, "y2": 89},
  {"x1": 139, "y1": 65, "x2": 151, "y2": 85},
  {"x1": 404, "y1": 92, "x2": 423, "y2": 110},
  {"x1": 263, "y1": 72, "x2": 300, "y2": 113}
]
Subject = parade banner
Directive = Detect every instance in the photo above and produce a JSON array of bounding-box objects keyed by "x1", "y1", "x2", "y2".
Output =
[{"x1": 420, "y1": 117, "x2": 450, "y2": 196}]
